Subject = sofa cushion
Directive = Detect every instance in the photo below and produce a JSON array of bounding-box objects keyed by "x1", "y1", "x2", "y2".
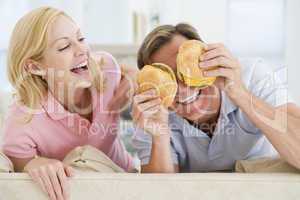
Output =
[
  {"x1": 63, "y1": 145, "x2": 125, "y2": 173},
  {"x1": 0, "y1": 151, "x2": 13, "y2": 172},
  {"x1": 236, "y1": 158, "x2": 300, "y2": 173},
  {"x1": 0, "y1": 173, "x2": 300, "y2": 200}
]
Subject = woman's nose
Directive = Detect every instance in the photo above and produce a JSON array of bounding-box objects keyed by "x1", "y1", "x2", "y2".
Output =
[{"x1": 74, "y1": 42, "x2": 88, "y2": 57}]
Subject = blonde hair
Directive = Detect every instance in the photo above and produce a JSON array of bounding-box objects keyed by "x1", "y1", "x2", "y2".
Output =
[
  {"x1": 7, "y1": 7, "x2": 104, "y2": 117},
  {"x1": 137, "y1": 23, "x2": 203, "y2": 69}
]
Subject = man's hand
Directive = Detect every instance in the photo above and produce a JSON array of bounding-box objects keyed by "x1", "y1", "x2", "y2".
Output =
[
  {"x1": 132, "y1": 89, "x2": 170, "y2": 136},
  {"x1": 199, "y1": 43, "x2": 247, "y2": 101}
]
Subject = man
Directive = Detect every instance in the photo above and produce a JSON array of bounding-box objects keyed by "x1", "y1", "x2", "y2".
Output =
[{"x1": 131, "y1": 23, "x2": 294, "y2": 173}]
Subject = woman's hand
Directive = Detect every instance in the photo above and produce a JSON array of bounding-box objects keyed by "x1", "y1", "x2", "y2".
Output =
[
  {"x1": 132, "y1": 89, "x2": 170, "y2": 136},
  {"x1": 107, "y1": 64, "x2": 138, "y2": 114},
  {"x1": 199, "y1": 43, "x2": 247, "y2": 101},
  {"x1": 24, "y1": 157, "x2": 74, "y2": 200}
]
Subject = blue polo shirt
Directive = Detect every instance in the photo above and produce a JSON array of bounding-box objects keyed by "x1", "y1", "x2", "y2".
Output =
[{"x1": 131, "y1": 58, "x2": 291, "y2": 172}]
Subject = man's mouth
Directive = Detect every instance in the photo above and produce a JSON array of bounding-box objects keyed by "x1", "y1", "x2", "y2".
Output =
[
  {"x1": 70, "y1": 60, "x2": 88, "y2": 74},
  {"x1": 176, "y1": 90, "x2": 202, "y2": 105}
]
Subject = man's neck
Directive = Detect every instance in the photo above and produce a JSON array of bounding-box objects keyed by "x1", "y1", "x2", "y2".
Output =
[{"x1": 188, "y1": 111, "x2": 220, "y2": 137}]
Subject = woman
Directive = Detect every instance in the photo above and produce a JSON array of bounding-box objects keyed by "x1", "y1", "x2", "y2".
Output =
[{"x1": 2, "y1": 7, "x2": 135, "y2": 200}]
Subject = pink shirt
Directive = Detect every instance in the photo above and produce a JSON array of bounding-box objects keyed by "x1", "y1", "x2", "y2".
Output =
[{"x1": 2, "y1": 52, "x2": 133, "y2": 172}]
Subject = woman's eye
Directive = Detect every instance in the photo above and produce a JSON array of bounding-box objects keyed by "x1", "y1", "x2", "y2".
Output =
[
  {"x1": 79, "y1": 37, "x2": 85, "y2": 42},
  {"x1": 58, "y1": 44, "x2": 70, "y2": 52}
]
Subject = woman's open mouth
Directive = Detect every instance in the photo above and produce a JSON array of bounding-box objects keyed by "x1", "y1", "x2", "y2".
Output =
[{"x1": 70, "y1": 60, "x2": 88, "y2": 74}]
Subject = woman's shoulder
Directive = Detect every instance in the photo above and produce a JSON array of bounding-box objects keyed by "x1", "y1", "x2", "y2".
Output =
[
  {"x1": 92, "y1": 51, "x2": 121, "y2": 72},
  {"x1": 2, "y1": 103, "x2": 32, "y2": 137},
  {"x1": 92, "y1": 51, "x2": 122, "y2": 87},
  {"x1": 3, "y1": 101, "x2": 47, "y2": 131}
]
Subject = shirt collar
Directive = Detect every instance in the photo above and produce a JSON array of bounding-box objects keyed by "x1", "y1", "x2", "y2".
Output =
[{"x1": 42, "y1": 91, "x2": 71, "y2": 121}]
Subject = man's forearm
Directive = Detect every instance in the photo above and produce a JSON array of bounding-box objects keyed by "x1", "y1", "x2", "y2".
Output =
[
  {"x1": 141, "y1": 132, "x2": 178, "y2": 173},
  {"x1": 232, "y1": 89, "x2": 300, "y2": 168}
]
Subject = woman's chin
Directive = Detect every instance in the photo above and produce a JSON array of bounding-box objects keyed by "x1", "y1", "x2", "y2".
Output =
[
  {"x1": 75, "y1": 80, "x2": 92, "y2": 89},
  {"x1": 71, "y1": 71, "x2": 92, "y2": 88}
]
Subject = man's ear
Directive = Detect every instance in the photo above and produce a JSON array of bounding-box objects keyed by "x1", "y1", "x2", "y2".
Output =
[{"x1": 24, "y1": 60, "x2": 46, "y2": 77}]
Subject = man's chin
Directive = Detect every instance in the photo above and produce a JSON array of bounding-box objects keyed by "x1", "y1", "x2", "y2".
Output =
[
  {"x1": 177, "y1": 108, "x2": 219, "y2": 123},
  {"x1": 182, "y1": 113, "x2": 206, "y2": 122}
]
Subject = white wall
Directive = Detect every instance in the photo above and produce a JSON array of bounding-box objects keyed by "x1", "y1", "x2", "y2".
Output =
[
  {"x1": 286, "y1": 0, "x2": 300, "y2": 104},
  {"x1": 129, "y1": 0, "x2": 227, "y2": 43},
  {"x1": 83, "y1": 0, "x2": 132, "y2": 44},
  {"x1": 179, "y1": 0, "x2": 227, "y2": 43},
  {"x1": 0, "y1": 0, "x2": 30, "y2": 49},
  {"x1": 0, "y1": 0, "x2": 299, "y2": 104}
]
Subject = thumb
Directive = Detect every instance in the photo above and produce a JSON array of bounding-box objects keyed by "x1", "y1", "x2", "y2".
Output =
[
  {"x1": 214, "y1": 77, "x2": 225, "y2": 90},
  {"x1": 63, "y1": 164, "x2": 75, "y2": 177}
]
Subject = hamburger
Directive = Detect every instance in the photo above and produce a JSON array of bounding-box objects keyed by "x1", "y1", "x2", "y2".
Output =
[
  {"x1": 177, "y1": 40, "x2": 216, "y2": 88},
  {"x1": 137, "y1": 63, "x2": 178, "y2": 107}
]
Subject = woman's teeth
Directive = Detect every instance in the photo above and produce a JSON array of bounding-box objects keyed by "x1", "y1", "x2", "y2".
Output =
[{"x1": 71, "y1": 61, "x2": 88, "y2": 73}]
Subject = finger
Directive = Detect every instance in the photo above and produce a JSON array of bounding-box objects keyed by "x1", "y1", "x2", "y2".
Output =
[
  {"x1": 138, "y1": 88, "x2": 158, "y2": 96},
  {"x1": 121, "y1": 64, "x2": 133, "y2": 74},
  {"x1": 132, "y1": 97, "x2": 160, "y2": 122},
  {"x1": 142, "y1": 104, "x2": 161, "y2": 117},
  {"x1": 112, "y1": 77, "x2": 128, "y2": 98},
  {"x1": 131, "y1": 102, "x2": 139, "y2": 120},
  {"x1": 97, "y1": 57, "x2": 105, "y2": 66},
  {"x1": 133, "y1": 89, "x2": 158, "y2": 104},
  {"x1": 109, "y1": 86, "x2": 130, "y2": 110},
  {"x1": 121, "y1": 66, "x2": 138, "y2": 90},
  {"x1": 58, "y1": 166, "x2": 70, "y2": 200},
  {"x1": 120, "y1": 64, "x2": 128, "y2": 75},
  {"x1": 199, "y1": 56, "x2": 232, "y2": 69},
  {"x1": 48, "y1": 165, "x2": 64, "y2": 200},
  {"x1": 116, "y1": 78, "x2": 133, "y2": 99},
  {"x1": 214, "y1": 77, "x2": 226, "y2": 89},
  {"x1": 138, "y1": 98, "x2": 161, "y2": 112},
  {"x1": 131, "y1": 101, "x2": 144, "y2": 124},
  {"x1": 204, "y1": 43, "x2": 225, "y2": 51},
  {"x1": 120, "y1": 72, "x2": 134, "y2": 89},
  {"x1": 39, "y1": 167, "x2": 57, "y2": 200},
  {"x1": 64, "y1": 165, "x2": 75, "y2": 177},
  {"x1": 203, "y1": 68, "x2": 234, "y2": 80},
  {"x1": 201, "y1": 47, "x2": 230, "y2": 61},
  {"x1": 124, "y1": 80, "x2": 136, "y2": 99},
  {"x1": 29, "y1": 169, "x2": 47, "y2": 193},
  {"x1": 109, "y1": 76, "x2": 135, "y2": 111}
]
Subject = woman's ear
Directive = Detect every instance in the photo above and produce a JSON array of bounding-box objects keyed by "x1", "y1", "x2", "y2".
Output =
[{"x1": 24, "y1": 60, "x2": 46, "y2": 77}]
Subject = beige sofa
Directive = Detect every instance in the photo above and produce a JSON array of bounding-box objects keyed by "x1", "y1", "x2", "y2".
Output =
[
  {"x1": 1, "y1": 90, "x2": 300, "y2": 200},
  {"x1": 0, "y1": 173, "x2": 300, "y2": 200}
]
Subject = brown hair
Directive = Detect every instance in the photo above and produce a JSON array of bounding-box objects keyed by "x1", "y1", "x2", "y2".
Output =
[{"x1": 137, "y1": 23, "x2": 203, "y2": 69}]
